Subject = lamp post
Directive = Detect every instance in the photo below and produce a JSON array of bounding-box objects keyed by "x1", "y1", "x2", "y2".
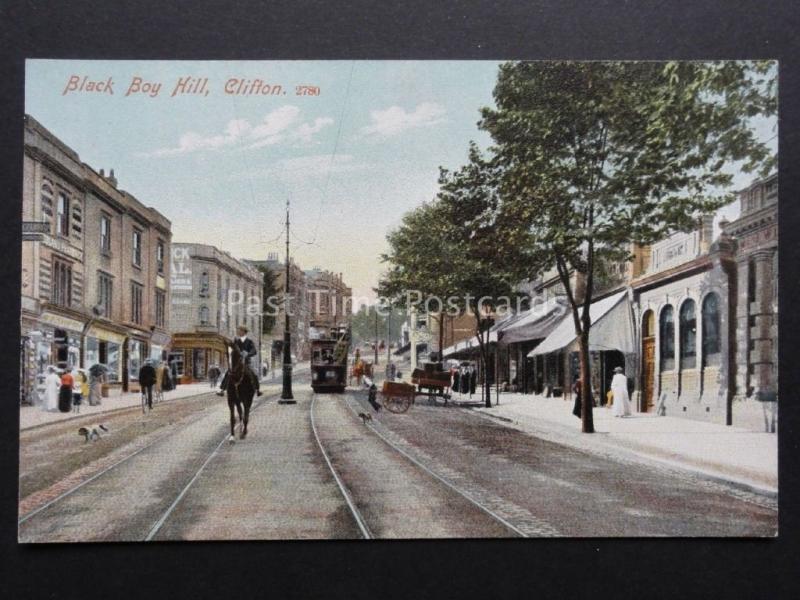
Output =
[{"x1": 279, "y1": 199, "x2": 295, "y2": 403}]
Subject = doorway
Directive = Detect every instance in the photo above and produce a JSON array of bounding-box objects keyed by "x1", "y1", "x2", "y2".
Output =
[{"x1": 641, "y1": 310, "x2": 656, "y2": 412}]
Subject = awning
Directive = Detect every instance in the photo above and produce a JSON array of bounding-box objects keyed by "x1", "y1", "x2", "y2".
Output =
[
  {"x1": 528, "y1": 291, "x2": 634, "y2": 357},
  {"x1": 441, "y1": 317, "x2": 511, "y2": 358},
  {"x1": 394, "y1": 342, "x2": 428, "y2": 356},
  {"x1": 498, "y1": 297, "x2": 567, "y2": 345}
]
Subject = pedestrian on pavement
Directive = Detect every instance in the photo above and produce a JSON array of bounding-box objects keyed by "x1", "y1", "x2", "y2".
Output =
[
  {"x1": 58, "y1": 369, "x2": 74, "y2": 413},
  {"x1": 139, "y1": 360, "x2": 157, "y2": 410},
  {"x1": 156, "y1": 361, "x2": 169, "y2": 394},
  {"x1": 72, "y1": 369, "x2": 85, "y2": 413},
  {"x1": 610, "y1": 366, "x2": 632, "y2": 417},
  {"x1": 572, "y1": 377, "x2": 583, "y2": 419},
  {"x1": 44, "y1": 366, "x2": 60, "y2": 412},
  {"x1": 170, "y1": 359, "x2": 180, "y2": 387},
  {"x1": 89, "y1": 370, "x2": 103, "y2": 406},
  {"x1": 208, "y1": 364, "x2": 221, "y2": 388},
  {"x1": 217, "y1": 326, "x2": 262, "y2": 397}
]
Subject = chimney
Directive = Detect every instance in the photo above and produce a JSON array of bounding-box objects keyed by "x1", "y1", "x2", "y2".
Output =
[
  {"x1": 108, "y1": 168, "x2": 118, "y2": 188},
  {"x1": 99, "y1": 168, "x2": 105, "y2": 177}
]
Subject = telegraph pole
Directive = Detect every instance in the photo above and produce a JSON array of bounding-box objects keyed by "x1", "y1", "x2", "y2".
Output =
[
  {"x1": 373, "y1": 306, "x2": 379, "y2": 366},
  {"x1": 279, "y1": 198, "x2": 295, "y2": 403}
]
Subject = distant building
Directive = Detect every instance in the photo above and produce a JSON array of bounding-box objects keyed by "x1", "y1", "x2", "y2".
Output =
[
  {"x1": 305, "y1": 267, "x2": 352, "y2": 332},
  {"x1": 245, "y1": 253, "x2": 309, "y2": 363},
  {"x1": 169, "y1": 243, "x2": 263, "y2": 384},
  {"x1": 20, "y1": 115, "x2": 172, "y2": 401}
]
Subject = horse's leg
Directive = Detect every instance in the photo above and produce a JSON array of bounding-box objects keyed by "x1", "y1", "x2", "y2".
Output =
[
  {"x1": 235, "y1": 399, "x2": 243, "y2": 436},
  {"x1": 228, "y1": 397, "x2": 236, "y2": 441},
  {"x1": 241, "y1": 395, "x2": 251, "y2": 439}
]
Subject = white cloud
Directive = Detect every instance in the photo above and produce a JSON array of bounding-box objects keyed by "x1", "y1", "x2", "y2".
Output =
[
  {"x1": 361, "y1": 102, "x2": 446, "y2": 137},
  {"x1": 142, "y1": 106, "x2": 330, "y2": 156}
]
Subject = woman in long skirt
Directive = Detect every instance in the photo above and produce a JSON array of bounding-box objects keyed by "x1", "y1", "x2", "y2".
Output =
[
  {"x1": 44, "y1": 366, "x2": 60, "y2": 412},
  {"x1": 610, "y1": 367, "x2": 632, "y2": 417}
]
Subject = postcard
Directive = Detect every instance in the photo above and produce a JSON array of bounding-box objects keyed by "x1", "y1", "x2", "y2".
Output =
[{"x1": 18, "y1": 59, "x2": 778, "y2": 541}]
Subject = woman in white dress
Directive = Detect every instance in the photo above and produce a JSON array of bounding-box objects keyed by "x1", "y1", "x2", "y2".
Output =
[
  {"x1": 43, "y1": 366, "x2": 60, "y2": 412},
  {"x1": 610, "y1": 366, "x2": 632, "y2": 417}
]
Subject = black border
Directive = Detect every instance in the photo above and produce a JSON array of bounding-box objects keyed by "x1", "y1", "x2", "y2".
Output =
[{"x1": 1, "y1": 1, "x2": 799, "y2": 598}]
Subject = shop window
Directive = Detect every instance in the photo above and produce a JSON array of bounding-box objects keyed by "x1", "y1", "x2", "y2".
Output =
[
  {"x1": 659, "y1": 305, "x2": 675, "y2": 371},
  {"x1": 702, "y1": 293, "x2": 721, "y2": 366},
  {"x1": 679, "y1": 299, "x2": 697, "y2": 369},
  {"x1": 129, "y1": 340, "x2": 143, "y2": 381}
]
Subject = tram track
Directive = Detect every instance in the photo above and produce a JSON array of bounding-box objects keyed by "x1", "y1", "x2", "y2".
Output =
[
  {"x1": 310, "y1": 395, "x2": 373, "y2": 539},
  {"x1": 18, "y1": 389, "x2": 280, "y2": 536},
  {"x1": 311, "y1": 389, "x2": 536, "y2": 538}
]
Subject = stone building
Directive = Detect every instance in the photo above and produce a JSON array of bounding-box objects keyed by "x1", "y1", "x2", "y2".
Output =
[
  {"x1": 629, "y1": 216, "x2": 735, "y2": 422},
  {"x1": 20, "y1": 115, "x2": 172, "y2": 401},
  {"x1": 169, "y1": 243, "x2": 263, "y2": 384},
  {"x1": 723, "y1": 173, "x2": 779, "y2": 431}
]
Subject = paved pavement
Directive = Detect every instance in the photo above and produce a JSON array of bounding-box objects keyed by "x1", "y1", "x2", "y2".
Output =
[
  {"x1": 20, "y1": 362, "x2": 311, "y2": 431},
  {"x1": 473, "y1": 393, "x2": 778, "y2": 492}
]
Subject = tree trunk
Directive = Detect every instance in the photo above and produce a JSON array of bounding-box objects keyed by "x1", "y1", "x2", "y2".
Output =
[{"x1": 578, "y1": 329, "x2": 595, "y2": 433}]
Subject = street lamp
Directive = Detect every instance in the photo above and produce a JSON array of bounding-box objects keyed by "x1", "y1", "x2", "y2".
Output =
[{"x1": 279, "y1": 199, "x2": 295, "y2": 403}]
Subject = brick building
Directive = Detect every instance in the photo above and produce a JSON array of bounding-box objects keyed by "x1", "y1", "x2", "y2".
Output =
[
  {"x1": 169, "y1": 243, "x2": 263, "y2": 383},
  {"x1": 305, "y1": 267, "x2": 352, "y2": 331},
  {"x1": 20, "y1": 115, "x2": 172, "y2": 401}
]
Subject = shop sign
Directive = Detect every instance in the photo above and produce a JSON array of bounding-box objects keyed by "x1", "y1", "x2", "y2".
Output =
[
  {"x1": 39, "y1": 312, "x2": 85, "y2": 332},
  {"x1": 171, "y1": 246, "x2": 192, "y2": 291},
  {"x1": 87, "y1": 326, "x2": 126, "y2": 345}
]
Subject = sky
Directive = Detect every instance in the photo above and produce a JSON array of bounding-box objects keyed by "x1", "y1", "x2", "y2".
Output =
[
  {"x1": 25, "y1": 60, "x2": 777, "y2": 302},
  {"x1": 25, "y1": 60, "x2": 501, "y2": 302}
]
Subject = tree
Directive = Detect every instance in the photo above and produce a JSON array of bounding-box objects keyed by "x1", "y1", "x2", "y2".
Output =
[
  {"x1": 350, "y1": 303, "x2": 406, "y2": 349},
  {"x1": 380, "y1": 145, "x2": 523, "y2": 407},
  {"x1": 377, "y1": 200, "x2": 462, "y2": 361},
  {"x1": 256, "y1": 265, "x2": 279, "y2": 336},
  {"x1": 480, "y1": 61, "x2": 776, "y2": 432}
]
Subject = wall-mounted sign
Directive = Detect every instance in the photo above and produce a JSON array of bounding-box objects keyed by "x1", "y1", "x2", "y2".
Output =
[{"x1": 170, "y1": 246, "x2": 192, "y2": 291}]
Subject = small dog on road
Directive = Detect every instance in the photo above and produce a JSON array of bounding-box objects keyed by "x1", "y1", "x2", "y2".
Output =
[
  {"x1": 357, "y1": 412, "x2": 373, "y2": 425},
  {"x1": 78, "y1": 424, "x2": 109, "y2": 442}
]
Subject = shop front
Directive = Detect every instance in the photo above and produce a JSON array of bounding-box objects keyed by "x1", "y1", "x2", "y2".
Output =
[
  {"x1": 529, "y1": 291, "x2": 636, "y2": 405},
  {"x1": 169, "y1": 332, "x2": 230, "y2": 384},
  {"x1": 22, "y1": 312, "x2": 85, "y2": 402},
  {"x1": 85, "y1": 324, "x2": 125, "y2": 384}
]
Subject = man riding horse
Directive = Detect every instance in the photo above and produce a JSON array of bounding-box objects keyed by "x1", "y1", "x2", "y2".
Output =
[{"x1": 217, "y1": 325, "x2": 262, "y2": 397}]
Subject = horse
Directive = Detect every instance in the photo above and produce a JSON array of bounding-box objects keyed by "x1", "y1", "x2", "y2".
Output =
[{"x1": 226, "y1": 344, "x2": 256, "y2": 442}]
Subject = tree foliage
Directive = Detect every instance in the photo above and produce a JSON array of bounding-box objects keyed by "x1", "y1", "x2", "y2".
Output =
[{"x1": 479, "y1": 60, "x2": 776, "y2": 431}]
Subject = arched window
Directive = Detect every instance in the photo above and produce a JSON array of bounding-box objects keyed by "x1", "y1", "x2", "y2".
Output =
[
  {"x1": 199, "y1": 305, "x2": 210, "y2": 325},
  {"x1": 702, "y1": 294, "x2": 721, "y2": 366},
  {"x1": 679, "y1": 299, "x2": 697, "y2": 369},
  {"x1": 660, "y1": 306, "x2": 675, "y2": 371}
]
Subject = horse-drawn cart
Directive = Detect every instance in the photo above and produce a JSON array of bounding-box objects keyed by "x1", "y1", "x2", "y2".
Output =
[
  {"x1": 380, "y1": 380, "x2": 416, "y2": 413},
  {"x1": 379, "y1": 364, "x2": 452, "y2": 413}
]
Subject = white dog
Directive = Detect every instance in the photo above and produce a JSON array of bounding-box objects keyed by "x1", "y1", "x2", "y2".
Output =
[{"x1": 78, "y1": 423, "x2": 109, "y2": 442}]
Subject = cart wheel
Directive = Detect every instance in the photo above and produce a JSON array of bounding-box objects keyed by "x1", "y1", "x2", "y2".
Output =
[{"x1": 383, "y1": 395, "x2": 411, "y2": 414}]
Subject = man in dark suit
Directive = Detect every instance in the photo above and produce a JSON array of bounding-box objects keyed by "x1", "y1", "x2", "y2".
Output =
[
  {"x1": 217, "y1": 326, "x2": 262, "y2": 397},
  {"x1": 139, "y1": 359, "x2": 157, "y2": 409}
]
